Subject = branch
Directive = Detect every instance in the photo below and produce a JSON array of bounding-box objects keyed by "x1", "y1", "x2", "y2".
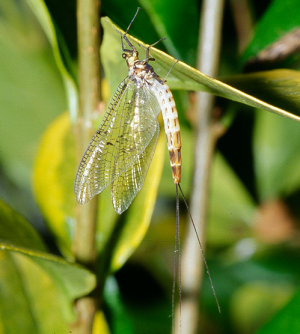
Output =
[{"x1": 175, "y1": 0, "x2": 224, "y2": 332}]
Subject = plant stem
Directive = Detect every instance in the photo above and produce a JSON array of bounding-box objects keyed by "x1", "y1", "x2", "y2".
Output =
[
  {"x1": 72, "y1": 0, "x2": 101, "y2": 331},
  {"x1": 175, "y1": 0, "x2": 224, "y2": 333}
]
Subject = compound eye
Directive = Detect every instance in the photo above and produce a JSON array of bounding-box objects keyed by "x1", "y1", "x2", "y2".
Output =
[{"x1": 122, "y1": 53, "x2": 126, "y2": 59}]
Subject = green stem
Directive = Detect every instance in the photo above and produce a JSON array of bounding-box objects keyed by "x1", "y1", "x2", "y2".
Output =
[
  {"x1": 72, "y1": 0, "x2": 101, "y2": 331},
  {"x1": 175, "y1": 0, "x2": 224, "y2": 333}
]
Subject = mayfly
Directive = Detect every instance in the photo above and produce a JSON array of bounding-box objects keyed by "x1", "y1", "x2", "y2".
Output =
[
  {"x1": 74, "y1": 11, "x2": 180, "y2": 213},
  {"x1": 74, "y1": 6, "x2": 220, "y2": 322}
]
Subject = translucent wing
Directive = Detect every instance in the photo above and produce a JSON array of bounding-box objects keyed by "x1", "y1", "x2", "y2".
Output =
[
  {"x1": 74, "y1": 78, "x2": 161, "y2": 205},
  {"x1": 111, "y1": 120, "x2": 159, "y2": 214}
]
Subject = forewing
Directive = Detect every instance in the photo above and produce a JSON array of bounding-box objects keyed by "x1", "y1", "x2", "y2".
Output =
[
  {"x1": 75, "y1": 78, "x2": 129, "y2": 204},
  {"x1": 111, "y1": 120, "x2": 160, "y2": 214},
  {"x1": 74, "y1": 79, "x2": 161, "y2": 205}
]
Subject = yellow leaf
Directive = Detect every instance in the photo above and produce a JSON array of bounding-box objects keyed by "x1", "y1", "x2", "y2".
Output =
[
  {"x1": 92, "y1": 311, "x2": 111, "y2": 334},
  {"x1": 33, "y1": 112, "x2": 75, "y2": 257}
]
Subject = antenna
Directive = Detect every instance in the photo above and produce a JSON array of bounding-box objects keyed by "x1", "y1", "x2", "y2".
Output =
[{"x1": 123, "y1": 7, "x2": 141, "y2": 51}]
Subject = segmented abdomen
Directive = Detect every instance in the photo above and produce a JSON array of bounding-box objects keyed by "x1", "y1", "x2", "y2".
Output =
[{"x1": 153, "y1": 81, "x2": 181, "y2": 184}]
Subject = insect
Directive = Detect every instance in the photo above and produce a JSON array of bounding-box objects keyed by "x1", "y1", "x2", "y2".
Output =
[
  {"x1": 74, "y1": 6, "x2": 220, "y2": 328},
  {"x1": 74, "y1": 8, "x2": 181, "y2": 214}
]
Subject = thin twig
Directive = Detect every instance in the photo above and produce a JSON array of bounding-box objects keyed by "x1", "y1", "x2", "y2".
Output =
[{"x1": 174, "y1": 0, "x2": 224, "y2": 333}]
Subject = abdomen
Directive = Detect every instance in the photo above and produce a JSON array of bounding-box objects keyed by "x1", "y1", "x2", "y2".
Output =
[{"x1": 153, "y1": 81, "x2": 181, "y2": 184}]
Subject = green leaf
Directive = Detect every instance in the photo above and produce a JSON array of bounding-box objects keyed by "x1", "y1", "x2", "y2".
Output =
[
  {"x1": 101, "y1": 16, "x2": 300, "y2": 123},
  {"x1": 0, "y1": 0, "x2": 66, "y2": 189},
  {"x1": 0, "y1": 202, "x2": 96, "y2": 334},
  {"x1": 0, "y1": 199, "x2": 46, "y2": 251},
  {"x1": 256, "y1": 288, "x2": 300, "y2": 334},
  {"x1": 25, "y1": 0, "x2": 78, "y2": 120},
  {"x1": 231, "y1": 281, "x2": 294, "y2": 334},
  {"x1": 139, "y1": 0, "x2": 199, "y2": 65},
  {"x1": 221, "y1": 70, "x2": 300, "y2": 117},
  {"x1": 208, "y1": 153, "x2": 256, "y2": 246},
  {"x1": 242, "y1": 0, "x2": 300, "y2": 64},
  {"x1": 253, "y1": 107, "x2": 300, "y2": 200},
  {"x1": 0, "y1": 247, "x2": 95, "y2": 333},
  {"x1": 103, "y1": 276, "x2": 134, "y2": 334}
]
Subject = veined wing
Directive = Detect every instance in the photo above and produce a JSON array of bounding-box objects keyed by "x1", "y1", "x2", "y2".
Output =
[
  {"x1": 74, "y1": 78, "x2": 161, "y2": 205},
  {"x1": 111, "y1": 120, "x2": 159, "y2": 214}
]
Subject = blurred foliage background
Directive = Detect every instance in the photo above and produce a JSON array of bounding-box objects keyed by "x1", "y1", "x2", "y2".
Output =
[{"x1": 1, "y1": 0, "x2": 300, "y2": 333}]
